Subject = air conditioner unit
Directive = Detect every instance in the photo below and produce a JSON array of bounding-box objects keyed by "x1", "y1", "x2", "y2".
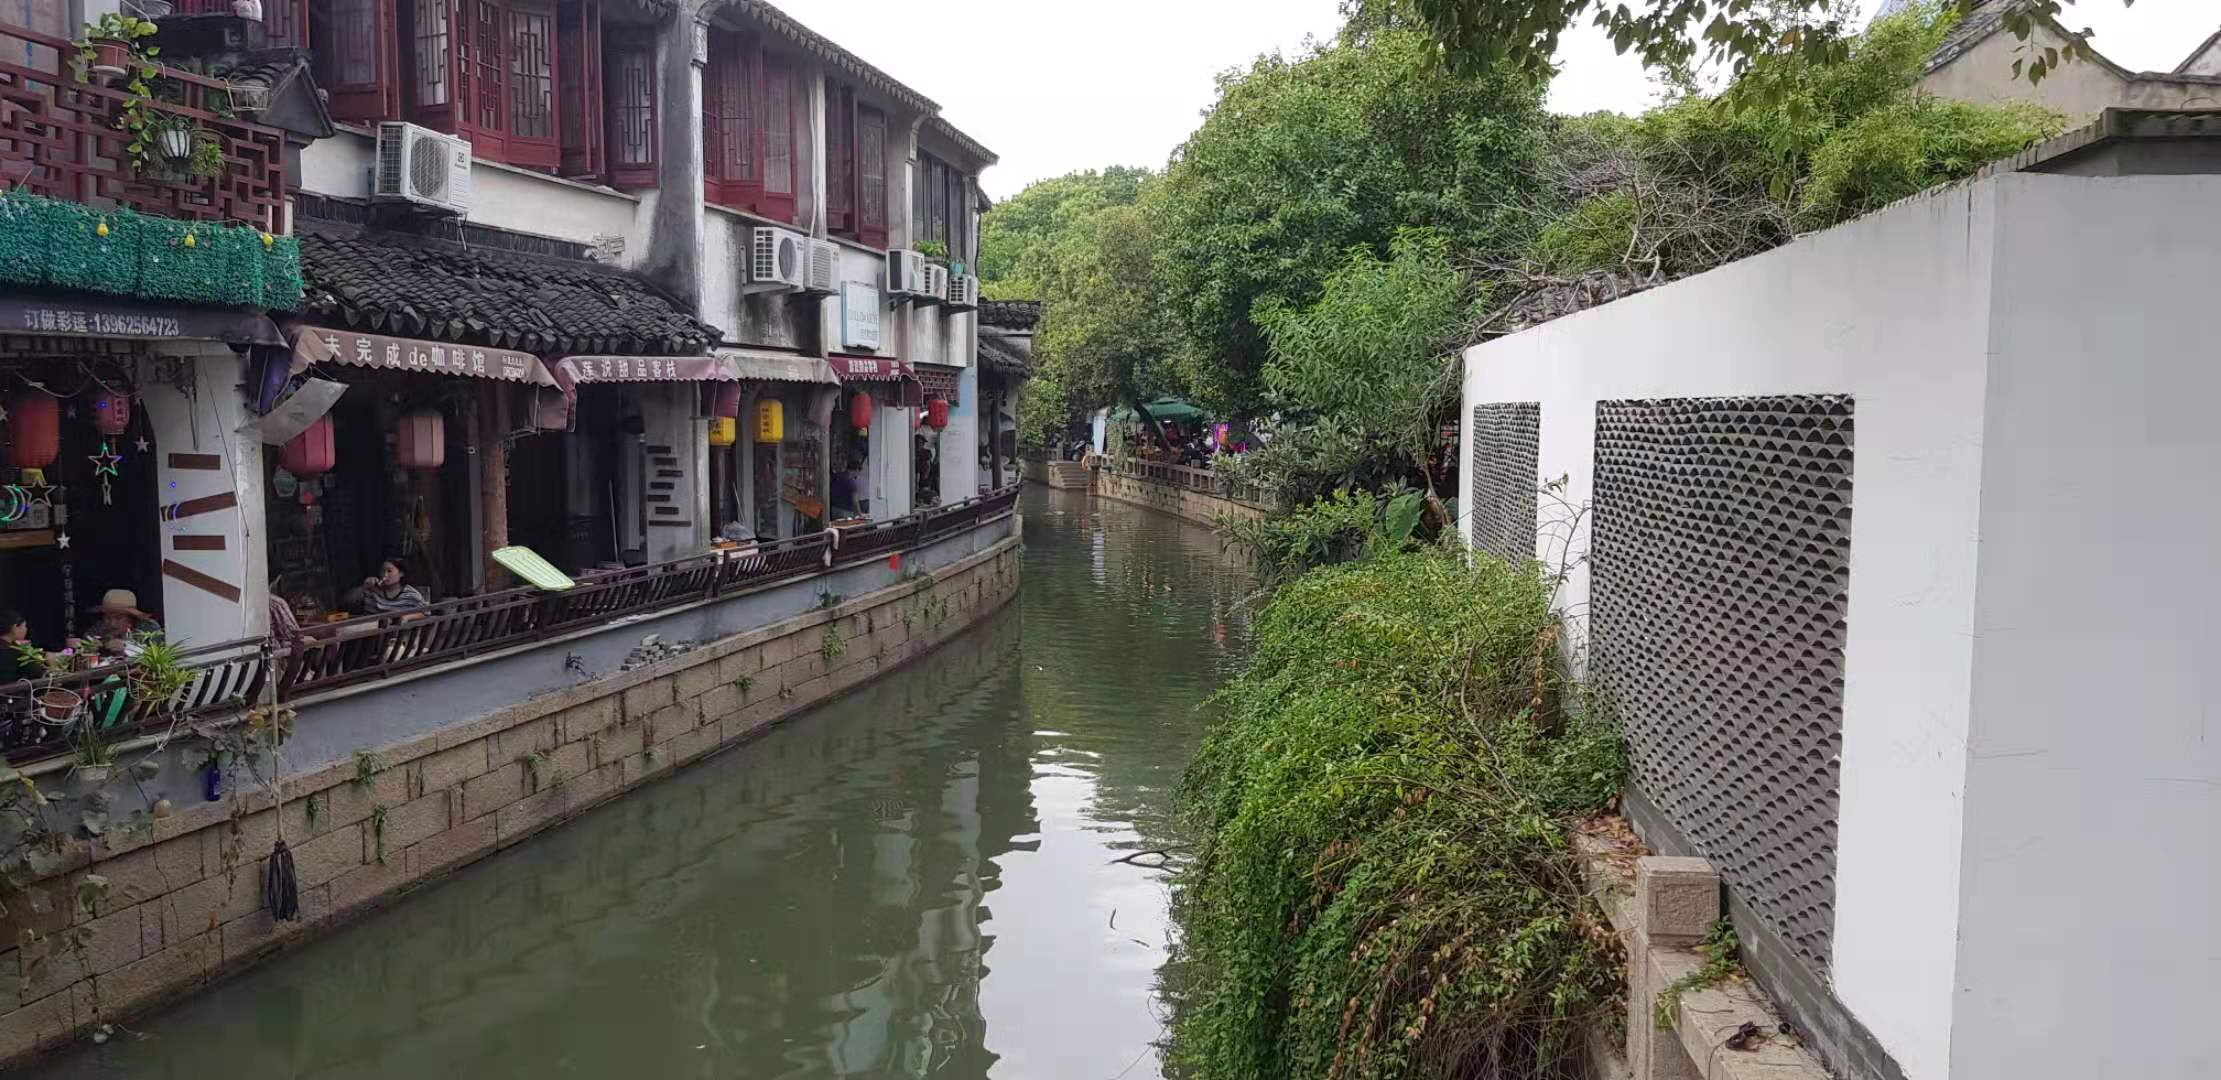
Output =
[
  {"x1": 884, "y1": 249, "x2": 929, "y2": 299},
  {"x1": 803, "y1": 238, "x2": 840, "y2": 295},
  {"x1": 921, "y1": 264, "x2": 950, "y2": 304},
  {"x1": 373, "y1": 122, "x2": 472, "y2": 215},
  {"x1": 750, "y1": 227, "x2": 809, "y2": 290},
  {"x1": 945, "y1": 272, "x2": 979, "y2": 311}
]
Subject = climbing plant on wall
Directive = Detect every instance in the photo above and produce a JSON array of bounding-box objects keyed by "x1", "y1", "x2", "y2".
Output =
[{"x1": 0, "y1": 191, "x2": 304, "y2": 311}]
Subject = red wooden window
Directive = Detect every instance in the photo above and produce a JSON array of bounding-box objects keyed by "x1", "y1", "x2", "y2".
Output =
[
  {"x1": 857, "y1": 105, "x2": 887, "y2": 249},
  {"x1": 825, "y1": 85, "x2": 852, "y2": 235},
  {"x1": 316, "y1": 0, "x2": 400, "y2": 121},
  {"x1": 699, "y1": 34, "x2": 797, "y2": 223},
  {"x1": 555, "y1": 0, "x2": 602, "y2": 179},
  {"x1": 603, "y1": 30, "x2": 656, "y2": 188},
  {"x1": 403, "y1": 0, "x2": 561, "y2": 169}
]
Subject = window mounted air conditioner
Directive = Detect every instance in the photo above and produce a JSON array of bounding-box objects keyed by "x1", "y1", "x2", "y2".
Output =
[{"x1": 373, "y1": 122, "x2": 473, "y2": 216}]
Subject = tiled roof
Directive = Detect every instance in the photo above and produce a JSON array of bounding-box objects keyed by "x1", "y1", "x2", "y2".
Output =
[
  {"x1": 298, "y1": 228, "x2": 718, "y2": 355},
  {"x1": 979, "y1": 332, "x2": 1031, "y2": 377},
  {"x1": 979, "y1": 299, "x2": 1039, "y2": 330}
]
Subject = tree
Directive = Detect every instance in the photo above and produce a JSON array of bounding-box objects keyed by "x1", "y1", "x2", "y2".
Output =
[
  {"x1": 975, "y1": 167, "x2": 1152, "y2": 301},
  {"x1": 1152, "y1": 28, "x2": 1549, "y2": 416},
  {"x1": 1389, "y1": 0, "x2": 2128, "y2": 91},
  {"x1": 1016, "y1": 190, "x2": 1181, "y2": 447}
]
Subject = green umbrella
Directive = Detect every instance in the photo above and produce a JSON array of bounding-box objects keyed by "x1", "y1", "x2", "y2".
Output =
[{"x1": 1111, "y1": 397, "x2": 1207, "y2": 423}]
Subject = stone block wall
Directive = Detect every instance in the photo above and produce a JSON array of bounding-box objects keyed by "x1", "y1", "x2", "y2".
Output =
[
  {"x1": 0, "y1": 535, "x2": 1023, "y2": 1064},
  {"x1": 1094, "y1": 470, "x2": 1268, "y2": 527}
]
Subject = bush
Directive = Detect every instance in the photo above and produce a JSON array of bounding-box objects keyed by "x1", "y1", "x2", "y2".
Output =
[
  {"x1": 1798, "y1": 97, "x2": 2065, "y2": 229},
  {"x1": 1219, "y1": 487, "x2": 1425, "y2": 585},
  {"x1": 1172, "y1": 547, "x2": 1624, "y2": 1080}
]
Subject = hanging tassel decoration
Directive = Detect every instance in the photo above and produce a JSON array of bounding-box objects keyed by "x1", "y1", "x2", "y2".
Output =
[{"x1": 264, "y1": 839, "x2": 299, "y2": 921}]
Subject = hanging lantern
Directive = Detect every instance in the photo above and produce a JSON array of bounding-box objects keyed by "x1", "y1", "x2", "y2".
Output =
[
  {"x1": 849, "y1": 391, "x2": 874, "y2": 432},
  {"x1": 708, "y1": 417, "x2": 737, "y2": 447},
  {"x1": 90, "y1": 391, "x2": 131, "y2": 436},
  {"x1": 925, "y1": 398, "x2": 950, "y2": 430},
  {"x1": 712, "y1": 382, "x2": 744, "y2": 420},
  {"x1": 393, "y1": 411, "x2": 446, "y2": 469},
  {"x1": 754, "y1": 399, "x2": 784, "y2": 443},
  {"x1": 531, "y1": 386, "x2": 573, "y2": 432},
  {"x1": 281, "y1": 414, "x2": 336, "y2": 477},
  {"x1": 8, "y1": 391, "x2": 60, "y2": 471}
]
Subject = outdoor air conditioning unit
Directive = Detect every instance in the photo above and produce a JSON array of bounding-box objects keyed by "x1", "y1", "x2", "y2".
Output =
[
  {"x1": 750, "y1": 226, "x2": 809, "y2": 290},
  {"x1": 921, "y1": 264, "x2": 950, "y2": 304},
  {"x1": 945, "y1": 272, "x2": 979, "y2": 311},
  {"x1": 373, "y1": 122, "x2": 472, "y2": 216},
  {"x1": 803, "y1": 238, "x2": 840, "y2": 295},
  {"x1": 885, "y1": 249, "x2": 929, "y2": 299}
]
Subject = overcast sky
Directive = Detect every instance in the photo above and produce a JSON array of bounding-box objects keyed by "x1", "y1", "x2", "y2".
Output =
[{"x1": 779, "y1": 0, "x2": 2221, "y2": 197}]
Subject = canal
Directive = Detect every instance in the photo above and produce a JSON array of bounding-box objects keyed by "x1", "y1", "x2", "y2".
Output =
[{"x1": 36, "y1": 487, "x2": 1253, "y2": 1079}]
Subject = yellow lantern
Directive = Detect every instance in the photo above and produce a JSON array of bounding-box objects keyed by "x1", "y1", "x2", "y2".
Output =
[
  {"x1": 754, "y1": 399, "x2": 784, "y2": 443},
  {"x1": 708, "y1": 416, "x2": 737, "y2": 447}
]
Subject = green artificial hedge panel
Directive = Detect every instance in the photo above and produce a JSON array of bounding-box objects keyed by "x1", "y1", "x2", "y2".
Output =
[{"x1": 0, "y1": 191, "x2": 303, "y2": 311}]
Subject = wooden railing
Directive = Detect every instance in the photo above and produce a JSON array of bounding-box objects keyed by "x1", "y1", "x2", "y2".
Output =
[
  {"x1": 1100, "y1": 456, "x2": 1268, "y2": 507},
  {"x1": 0, "y1": 484, "x2": 1022, "y2": 763},
  {"x1": 0, "y1": 22, "x2": 289, "y2": 230}
]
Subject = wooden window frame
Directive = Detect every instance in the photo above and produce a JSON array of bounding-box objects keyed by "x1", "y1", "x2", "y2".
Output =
[
  {"x1": 603, "y1": 27, "x2": 657, "y2": 188},
  {"x1": 555, "y1": 0, "x2": 603, "y2": 179},
  {"x1": 319, "y1": 0, "x2": 402, "y2": 122},
  {"x1": 825, "y1": 84, "x2": 853, "y2": 236},
  {"x1": 700, "y1": 32, "x2": 797, "y2": 223},
  {"x1": 401, "y1": 0, "x2": 561, "y2": 169},
  {"x1": 856, "y1": 104, "x2": 887, "y2": 249}
]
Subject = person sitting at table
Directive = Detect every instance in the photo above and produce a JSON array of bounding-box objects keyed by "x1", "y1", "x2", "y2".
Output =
[
  {"x1": 74, "y1": 589, "x2": 161, "y2": 660},
  {"x1": 831, "y1": 457, "x2": 865, "y2": 518},
  {"x1": 347, "y1": 558, "x2": 429, "y2": 616},
  {"x1": 0, "y1": 609, "x2": 47, "y2": 682}
]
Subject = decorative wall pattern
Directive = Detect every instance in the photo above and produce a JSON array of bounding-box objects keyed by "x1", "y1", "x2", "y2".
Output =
[
  {"x1": 1468, "y1": 402, "x2": 1540, "y2": 565},
  {"x1": 1589, "y1": 394, "x2": 1854, "y2": 973}
]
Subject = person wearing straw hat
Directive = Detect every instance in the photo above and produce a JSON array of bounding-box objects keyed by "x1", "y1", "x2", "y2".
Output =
[{"x1": 73, "y1": 588, "x2": 162, "y2": 660}]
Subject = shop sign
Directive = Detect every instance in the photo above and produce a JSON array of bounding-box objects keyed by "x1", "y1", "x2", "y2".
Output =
[
  {"x1": 0, "y1": 294, "x2": 283, "y2": 344},
  {"x1": 841, "y1": 283, "x2": 881, "y2": 351},
  {"x1": 827, "y1": 355, "x2": 907, "y2": 382},
  {"x1": 303, "y1": 327, "x2": 550, "y2": 384}
]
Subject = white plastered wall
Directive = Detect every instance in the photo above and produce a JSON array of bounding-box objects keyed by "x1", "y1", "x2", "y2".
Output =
[{"x1": 142, "y1": 347, "x2": 269, "y2": 646}]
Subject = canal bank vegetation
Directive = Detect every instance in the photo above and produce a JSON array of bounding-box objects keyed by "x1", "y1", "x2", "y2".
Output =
[{"x1": 1171, "y1": 543, "x2": 1624, "y2": 1079}]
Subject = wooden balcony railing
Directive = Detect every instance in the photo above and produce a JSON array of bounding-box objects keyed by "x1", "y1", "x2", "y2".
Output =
[
  {"x1": 0, "y1": 483, "x2": 1023, "y2": 764},
  {"x1": 0, "y1": 23, "x2": 288, "y2": 231},
  {"x1": 165, "y1": 0, "x2": 313, "y2": 49}
]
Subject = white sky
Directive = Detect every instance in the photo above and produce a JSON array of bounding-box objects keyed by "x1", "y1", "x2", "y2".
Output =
[{"x1": 777, "y1": 0, "x2": 2221, "y2": 196}]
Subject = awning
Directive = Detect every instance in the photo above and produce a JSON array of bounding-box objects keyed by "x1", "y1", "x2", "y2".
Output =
[
  {"x1": 913, "y1": 362, "x2": 961, "y2": 406},
  {"x1": 296, "y1": 325, "x2": 556, "y2": 385},
  {"x1": 714, "y1": 348, "x2": 840, "y2": 386},
  {"x1": 0, "y1": 293, "x2": 282, "y2": 345},
  {"x1": 556, "y1": 354, "x2": 729, "y2": 383},
  {"x1": 827, "y1": 355, "x2": 910, "y2": 382},
  {"x1": 1112, "y1": 397, "x2": 1208, "y2": 423}
]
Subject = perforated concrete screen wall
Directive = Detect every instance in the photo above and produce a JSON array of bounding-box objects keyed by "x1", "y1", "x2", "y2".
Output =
[
  {"x1": 1468, "y1": 403, "x2": 1540, "y2": 565},
  {"x1": 1590, "y1": 394, "x2": 1853, "y2": 974}
]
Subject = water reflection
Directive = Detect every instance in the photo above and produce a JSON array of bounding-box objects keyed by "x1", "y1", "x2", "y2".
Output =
[{"x1": 36, "y1": 489, "x2": 1252, "y2": 1079}]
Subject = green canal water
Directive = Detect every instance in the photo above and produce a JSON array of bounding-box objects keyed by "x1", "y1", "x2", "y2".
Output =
[{"x1": 36, "y1": 488, "x2": 1253, "y2": 1079}]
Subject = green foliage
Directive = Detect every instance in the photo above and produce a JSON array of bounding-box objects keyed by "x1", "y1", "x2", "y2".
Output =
[
  {"x1": 1531, "y1": 190, "x2": 1635, "y2": 275},
  {"x1": 1024, "y1": 195, "x2": 1179, "y2": 447},
  {"x1": 369, "y1": 803, "x2": 388, "y2": 864},
  {"x1": 351, "y1": 749, "x2": 383, "y2": 786},
  {"x1": 819, "y1": 626, "x2": 847, "y2": 663},
  {"x1": 1154, "y1": 29, "x2": 1547, "y2": 415},
  {"x1": 1257, "y1": 228, "x2": 1475, "y2": 468},
  {"x1": 1799, "y1": 98, "x2": 2064, "y2": 228},
  {"x1": 1219, "y1": 487, "x2": 1428, "y2": 584},
  {"x1": 1653, "y1": 918, "x2": 1741, "y2": 1029},
  {"x1": 977, "y1": 166, "x2": 1151, "y2": 301},
  {"x1": 1394, "y1": 0, "x2": 2123, "y2": 92},
  {"x1": 0, "y1": 191, "x2": 303, "y2": 310},
  {"x1": 1172, "y1": 547, "x2": 1624, "y2": 1079},
  {"x1": 910, "y1": 238, "x2": 949, "y2": 260}
]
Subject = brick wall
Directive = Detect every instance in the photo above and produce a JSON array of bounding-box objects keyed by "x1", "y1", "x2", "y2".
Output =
[
  {"x1": 1094, "y1": 471, "x2": 1267, "y2": 527},
  {"x1": 0, "y1": 535, "x2": 1023, "y2": 1064}
]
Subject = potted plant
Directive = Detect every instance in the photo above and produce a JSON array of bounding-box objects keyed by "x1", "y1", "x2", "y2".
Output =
[
  {"x1": 186, "y1": 130, "x2": 227, "y2": 178},
  {"x1": 71, "y1": 718, "x2": 118, "y2": 788},
  {"x1": 12, "y1": 642, "x2": 82, "y2": 727},
  {"x1": 123, "y1": 636, "x2": 191, "y2": 711},
  {"x1": 74, "y1": 13, "x2": 158, "y2": 88},
  {"x1": 912, "y1": 239, "x2": 949, "y2": 263}
]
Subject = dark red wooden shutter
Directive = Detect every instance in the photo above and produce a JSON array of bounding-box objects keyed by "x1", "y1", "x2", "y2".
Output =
[
  {"x1": 857, "y1": 105, "x2": 887, "y2": 249},
  {"x1": 825, "y1": 85, "x2": 852, "y2": 235},
  {"x1": 604, "y1": 30, "x2": 656, "y2": 188},
  {"x1": 701, "y1": 30, "x2": 758, "y2": 207},
  {"x1": 505, "y1": 0, "x2": 559, "y2": 168},
  {"x1": 321, "y1": 0, "x2": 400, "y2": 121},
  {"x1": 406, "y1": 0, "x2": 462, "y2": 133},
  {"x1": 756, "y1": 54, "x2": 795, "y2": 223},
  {"x1": 556, "y1": 0, "x2": 602, "y2": 178}
]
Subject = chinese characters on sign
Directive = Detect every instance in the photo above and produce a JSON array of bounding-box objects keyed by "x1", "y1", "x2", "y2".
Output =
[
  {"x1": 20, "y1": 308, "x2": 183, "y2": 338},
  {"x1": 841, "y1": 282, "x2": 882, "y2": 351},
  {"x1": 314, "y1": 329, "x2": 543, "y2": 383}
]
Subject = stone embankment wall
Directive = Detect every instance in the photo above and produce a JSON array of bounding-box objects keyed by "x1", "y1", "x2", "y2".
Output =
[
  {"x1": 0, "y1": 535, "x2": 1022, "y2": 1063},
  {"x1": 1094, "y1": 470, "x2": 1268, "y2": 527}
]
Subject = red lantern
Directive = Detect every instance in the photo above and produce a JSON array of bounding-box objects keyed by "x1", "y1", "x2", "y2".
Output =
[
  {"x1": 849, "y1": 391, "x2": 873, "y2": 431},
  {"x1": 8, "y1": 392, "x2": 60, "y2": 470},
  {"x1": 90, "y1": 392, "x2": 131, "y2": 436},
  {"x1": 925, "y1": 398, "x2": 950, "y2": 430},
  {"x1": 712, "y1": 382, "x2": 744, "y2": 420},
  {"x1": 281, "y1": 415, "x2": 336, "y2": 478},
  {"x1": 394, "y1": 411, "x2": 446, "y2": 469}
]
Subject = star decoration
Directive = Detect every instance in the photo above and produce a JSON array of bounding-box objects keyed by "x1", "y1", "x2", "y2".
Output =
[
  {"x1": 65, "y1": 404, "x2": 76, "y2": 420},
  {"x1": 55, "y1": 531, "x2": 69, "y2": 550},
  {"x1": 0, "y1": 402, "x2": 9, "y2": 422},
  {"x1": 20, "y1": 481, "x2": 57, "y2": 510},
  {"x1": 134, "y1": 436, "x2": 149, "y2": 453},
  {"x1": 88, "y1": 442, "x2": 120, "y2": 506}
]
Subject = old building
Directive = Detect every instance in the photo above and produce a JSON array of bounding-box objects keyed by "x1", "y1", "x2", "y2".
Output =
[{"x1": 1880, "y1": 0, "x2": 2221, "y2": 117}]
